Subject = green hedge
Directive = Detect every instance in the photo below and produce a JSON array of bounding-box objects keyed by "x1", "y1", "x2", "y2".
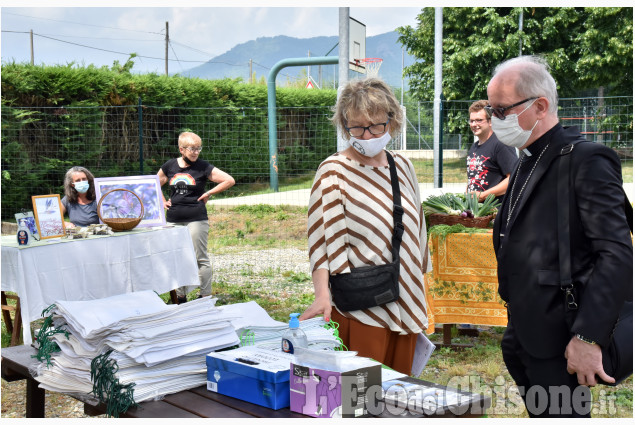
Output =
[{"x1": 1, "y1": 63, "x2": 338, "y2": 218}]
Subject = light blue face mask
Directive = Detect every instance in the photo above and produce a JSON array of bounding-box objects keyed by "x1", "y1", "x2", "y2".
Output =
[{"x1": 74, "y1": 181, "x2": 90, "y2": 193}]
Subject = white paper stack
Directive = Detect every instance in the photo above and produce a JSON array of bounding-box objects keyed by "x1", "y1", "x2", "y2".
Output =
[
  {"x1": 33, "y1": 291, "x2": 240, "y2": 407},
  {"x1": 32, "y1": 293, "x2": 342, "y2": 414}
]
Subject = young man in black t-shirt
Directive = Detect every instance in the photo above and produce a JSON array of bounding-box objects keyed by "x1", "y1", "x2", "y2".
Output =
[{"x1": 466, "y1": 100, "x2": 518, "y2": 203}]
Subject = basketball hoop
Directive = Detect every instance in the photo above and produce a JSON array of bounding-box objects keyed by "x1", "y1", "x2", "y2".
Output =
[{"x1": 360, "y1": 58, "x2": 383, "y2": 78}]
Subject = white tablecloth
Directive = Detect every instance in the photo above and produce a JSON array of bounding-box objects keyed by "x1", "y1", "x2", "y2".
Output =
[{"x1": 1, "y1": 226, "x2": 199, "y2": 344}]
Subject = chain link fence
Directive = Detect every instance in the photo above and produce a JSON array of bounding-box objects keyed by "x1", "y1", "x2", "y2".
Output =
[
  {"x1": 2, "y1": 96, "x2": 632, "y2": 221},
  {"x1": 400, "y1": 96, "x2": 634, "y2": 152}
]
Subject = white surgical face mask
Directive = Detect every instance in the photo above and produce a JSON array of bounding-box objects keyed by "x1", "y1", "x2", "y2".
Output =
[
  {"x1": 74, "y1": 181, "x2": 90, "y2": 193},
  {"x1": 347, "y1": 131, "x2": 391, "y2": 158},
  {"x1": 491, "y1": 99, "x2": 539, "y2": 149}
]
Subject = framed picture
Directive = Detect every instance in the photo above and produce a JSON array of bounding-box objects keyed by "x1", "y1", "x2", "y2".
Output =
[
  {"x1": 15, "y1": 211, "x2": 40, "y2": 241},
  {"x1": 94, "y1": 175, "x2": 166, "y2": 228},
  {"x1": 32, "y1": 195, "x2": 65, "y2": 239}
]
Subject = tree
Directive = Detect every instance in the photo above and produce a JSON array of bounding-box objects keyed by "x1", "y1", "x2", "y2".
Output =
[{"x1": 397, "y1": 7, "x2": 633, "y2": 101}]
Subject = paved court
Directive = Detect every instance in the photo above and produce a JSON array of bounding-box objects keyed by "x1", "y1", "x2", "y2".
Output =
[{"x1": 209, "y1": 182, "x2": 633, "y2": 208}]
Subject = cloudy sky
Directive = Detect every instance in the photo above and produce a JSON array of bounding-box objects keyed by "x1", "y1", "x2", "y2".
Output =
[{"x1": 1, "y1": 1, "x2": 423, "y2": 74}]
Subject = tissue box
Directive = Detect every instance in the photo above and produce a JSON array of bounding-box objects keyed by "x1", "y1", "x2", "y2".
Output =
[
  {"x1": 289, "y1": 361, "x2": 382, "y2": 418},
  {"x1": 206, "y1": 346, "x2": 293, "y2": 410}
]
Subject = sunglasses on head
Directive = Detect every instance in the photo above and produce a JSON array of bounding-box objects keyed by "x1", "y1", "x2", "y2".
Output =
[{"x1": 485, "y1": 97, "x2": 538, "y2": 120}]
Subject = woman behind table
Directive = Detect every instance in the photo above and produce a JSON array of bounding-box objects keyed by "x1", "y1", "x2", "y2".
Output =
[
  {"x1": 299, "y1": 78, "x2": 431, "y2": 374},
  {"x1": 157, "y1": 132, "x2": 235, "y2": 304},
  {"x1": 61, "y1": 166, "x2": 99, "y2": 228}
]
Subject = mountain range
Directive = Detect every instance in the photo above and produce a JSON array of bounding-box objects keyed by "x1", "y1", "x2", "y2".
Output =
[{"x1": 180, "y1": 31, "x2": 416, "y2": 89}]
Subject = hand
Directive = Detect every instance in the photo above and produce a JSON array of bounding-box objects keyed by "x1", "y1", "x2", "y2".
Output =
[
  {"x1": 64, "y1": 222, "x2": 76, "y2": 229},
  {"x1": 564, "y1": 336, "x2": 614, "y2": 386},
  {"x1": 299, "y1": 295, "x2": 332, "y2": 322},
  {"x1": 164, "y1": 199, "x2": 171, "y2": 209},
  {"x1": 197, "y1": 192, "x2": 212, "y2": 203}
]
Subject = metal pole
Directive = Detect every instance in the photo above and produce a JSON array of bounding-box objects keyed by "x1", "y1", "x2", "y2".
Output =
[
  {"x1": 401, "y1": 47, "x2": 404, "y2": 106},
  {"x1": 267, "y1": 56, "x2": 339, "y2": 191},
  {"x1": 138, "y1": 97, "x2": 144, "y2": 174},
  {"x1": 165, "y1": 22, "x2": 169, "y2": 76},
  {"x1": 439, "y1": 93, "x2": 444, "y2": 187},
  {"x1": 518, "y1": 9, "x2": 524, "y2": 56},
  {"x1": 418, "y1": 102, "x2": 421, "y2": 149},
  {"x1": 30, "y1": 30, "x2": 34, "y2": 65},
  {"x1": 433, "y1": 8, "x2": 443, "y2": 188},
  {"x1": 337, "y1": 7, "x2": 350, "y2": 152}
]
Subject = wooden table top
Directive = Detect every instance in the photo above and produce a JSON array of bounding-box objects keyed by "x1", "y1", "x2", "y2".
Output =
[{"x1": 2, "y1": 344, "x2": 490, "y2": 418}]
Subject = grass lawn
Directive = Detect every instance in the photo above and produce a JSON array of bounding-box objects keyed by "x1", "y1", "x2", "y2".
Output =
[{"x1": 2, "y1": 201, "x2": 632, "y2": 417}]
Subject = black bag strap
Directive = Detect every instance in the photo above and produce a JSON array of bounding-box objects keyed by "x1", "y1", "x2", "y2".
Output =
[
  {"x1": 557, "y1": 141, "x2": 633, "y2": 307},
  {"x1": 557, "y1": 142, "x2": 576, "y2": 296},
  {"x1": 386, "y1": 151, "x2": 404, "y2": 264}
]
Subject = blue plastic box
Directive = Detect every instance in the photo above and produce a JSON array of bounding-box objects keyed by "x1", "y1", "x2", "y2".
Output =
[{"x1": 206, "y1": 346, "x2": 293, "y2": 410}]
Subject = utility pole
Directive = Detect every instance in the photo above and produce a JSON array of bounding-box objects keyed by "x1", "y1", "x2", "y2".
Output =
[
  {"x1": 249, "y1": 59, "x2": 253, "y2": 84},
  {"x1": 30, "y1": 29, "x2": 34, "y2": 65},
  {"x1": 165, "y1": 21, "x2": 169, "y2": 76}
]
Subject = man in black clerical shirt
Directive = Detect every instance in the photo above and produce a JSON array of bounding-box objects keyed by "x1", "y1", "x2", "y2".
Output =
[{"x1": 488, "y1": 56, "x2": 632, "y2": 418}]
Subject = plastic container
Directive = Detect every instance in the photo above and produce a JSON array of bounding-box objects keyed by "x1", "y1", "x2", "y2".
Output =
[
  {"x1": 16, "y1": 221, "x2": 32, "y2": 246},
  {"x1": 281, "y1": 313, "x2": 308, "y2": 354}
]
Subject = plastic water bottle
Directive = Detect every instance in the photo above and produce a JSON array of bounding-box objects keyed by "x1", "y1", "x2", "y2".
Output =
[{"x1": 281, "y1": 313, "x2": 308, "y2": 354}]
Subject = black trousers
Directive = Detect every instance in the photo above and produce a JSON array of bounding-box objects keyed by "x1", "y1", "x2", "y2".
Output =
[{"x1": 501, "y1": 321, "x2": 592, "y2": 418}]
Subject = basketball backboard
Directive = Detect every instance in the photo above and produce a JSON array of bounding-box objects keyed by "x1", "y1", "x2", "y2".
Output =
[{"x1": 349, "y1": 17, "x2": 366, "y2": 74}]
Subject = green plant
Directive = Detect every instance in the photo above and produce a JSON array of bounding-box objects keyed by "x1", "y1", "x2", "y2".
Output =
[
  {"x1": 422, "y1": 192, "x2": 500, "y2": 217},
  {"x1": 428, "y1": 224, "x2": 490, "y2": 241}
]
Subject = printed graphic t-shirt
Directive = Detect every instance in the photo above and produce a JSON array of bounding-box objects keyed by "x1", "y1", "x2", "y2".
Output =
[
  {"x1": 466, "y1": 134, "x2": 518, "y2": 202},
  {"x1": 160, "y1": 158, "x2": 214, "y2": 222}
]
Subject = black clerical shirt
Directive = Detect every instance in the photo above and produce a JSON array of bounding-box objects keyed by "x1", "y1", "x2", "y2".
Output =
[{"x1": 499, "y1": 124, "x2": 562, "y2": 243}]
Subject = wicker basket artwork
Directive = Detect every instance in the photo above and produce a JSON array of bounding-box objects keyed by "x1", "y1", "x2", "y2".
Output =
[
  {"x1": 427, "y1": 213, "x2": 493, "y2": 229},
  {"x1": 97, "y1": 188, "x2": 145, "y2": 232}
]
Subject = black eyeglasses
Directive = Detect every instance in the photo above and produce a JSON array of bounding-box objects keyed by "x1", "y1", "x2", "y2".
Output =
[
  {"x1": 485, "y1": 97, "x2": 538, "y2": 120},
  {"x1": 344, "y1": 119, "x2": 390, "y2": 138}
]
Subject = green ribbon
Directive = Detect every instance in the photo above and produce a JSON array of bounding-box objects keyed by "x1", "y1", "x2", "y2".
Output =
[
  {"x1": 90, "y1": 349, "x2": 138, "y2": 417},
  {"x1": 322, "y1": 319, "x2": 347, "y2": 351},
  {"x1": 31, "y1": 304, "x2": 70, "y2": 366}
]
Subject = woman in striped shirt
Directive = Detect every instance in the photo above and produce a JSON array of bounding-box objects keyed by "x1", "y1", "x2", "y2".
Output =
[{"x1": 299, "y1": 78, "x2": 431, "y2": 374}]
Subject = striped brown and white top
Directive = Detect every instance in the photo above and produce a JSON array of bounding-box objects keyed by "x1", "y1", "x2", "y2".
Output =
[{"x1": 308, "y1": 151, "x2": 431, "y2": 335}]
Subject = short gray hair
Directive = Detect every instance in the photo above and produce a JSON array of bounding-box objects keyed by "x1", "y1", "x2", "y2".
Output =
[
  {"x1": 332, "y1": 77, "x2": 403, "y2": 140},
  {"x1": 493, "y1": 56, "x2": 559, "y2": 113}
]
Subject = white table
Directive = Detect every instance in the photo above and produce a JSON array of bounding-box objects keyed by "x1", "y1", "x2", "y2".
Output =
[{"x1": 1, "y1": 226, "x2": 199, "y2": 345}]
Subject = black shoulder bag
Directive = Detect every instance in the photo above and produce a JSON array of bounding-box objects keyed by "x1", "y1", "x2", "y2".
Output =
[
  {"x1": 557, "y1": 141, "x2": 633, "y2": 386},
  {"x1": 329, "y1": 151, "x2": 404, "y2": 312}
]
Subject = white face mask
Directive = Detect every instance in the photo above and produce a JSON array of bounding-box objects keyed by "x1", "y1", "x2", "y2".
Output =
[
  {"x1": 74, "y1": 181, "x2": 90, "y2": 193},
  {"x1": 491, "y1": 99, "x2": 539, "y2": 149},
  {"x1": 347, "y1": 131, "x2": 391, "y2": 158}
]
